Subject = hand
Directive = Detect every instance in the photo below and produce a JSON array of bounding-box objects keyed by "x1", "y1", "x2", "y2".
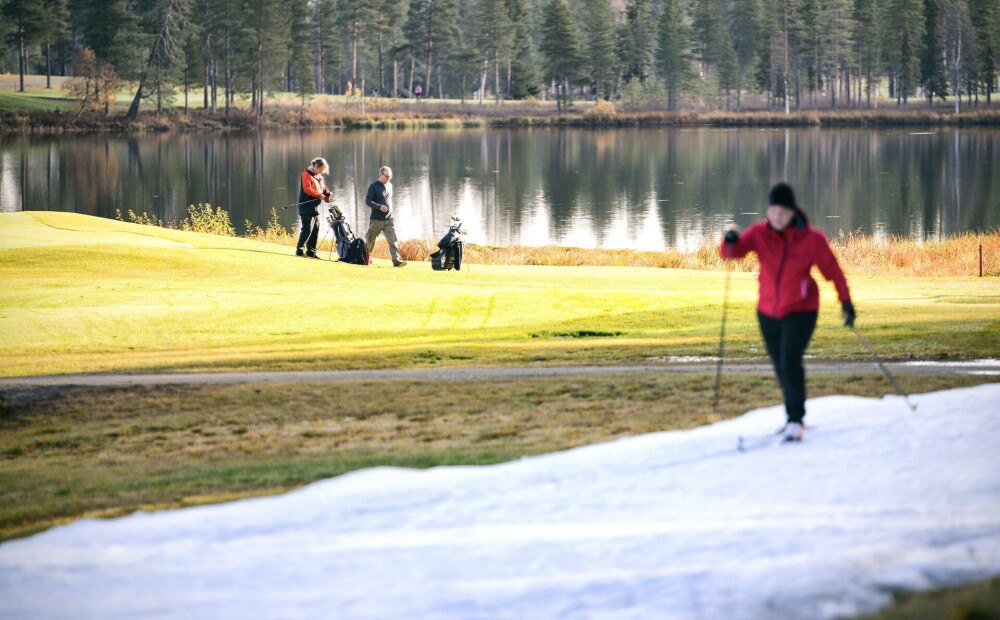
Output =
[
  {"x1": 842, "y1": 302, "x2": 856, "y2": 328},
  {"x1": 723, "y1": 227, "x2": 740, "y2": 245},
  {"x1": 322, "y1": 189, "x2": 331, "y2": 197},
  {"x1": 380, "y1": 205, "x2": 389, "y2": 213}
]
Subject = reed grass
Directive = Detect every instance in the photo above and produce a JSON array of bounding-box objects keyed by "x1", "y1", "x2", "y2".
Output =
[{"x1": 375, "y1": 231, "x2": 1000, "y2": 278}]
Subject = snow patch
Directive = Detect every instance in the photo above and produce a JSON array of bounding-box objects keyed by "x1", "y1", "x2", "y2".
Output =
[{"x1": 1, "y1": 384, "x2": 999, "y2": 619}]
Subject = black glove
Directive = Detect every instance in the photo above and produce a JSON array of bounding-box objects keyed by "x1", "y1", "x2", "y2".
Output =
[
  {"x1": 842, "y1": 302, "x2": 856, "y2": 328},
  {"x1": 724, "y1": 228, "x2": 740, "y2": 245},
  {"x1": 322, "y1": 189, "x2": 331, "y2": 198}
]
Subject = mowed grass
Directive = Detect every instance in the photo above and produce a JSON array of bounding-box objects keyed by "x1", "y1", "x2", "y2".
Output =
[
  {"x1": 3, "y1": 212, "x2": 999, "y2": 377},
  {"x1": 2, "y1": 371, "x2": 993, "y2": 542}
]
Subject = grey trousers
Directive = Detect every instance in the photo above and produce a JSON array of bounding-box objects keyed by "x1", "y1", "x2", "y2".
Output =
[{"x1": 365, "y1": 218, "x2": 402, "y2": 263}]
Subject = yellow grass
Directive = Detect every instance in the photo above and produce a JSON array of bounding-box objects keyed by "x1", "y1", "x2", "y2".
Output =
[{"x1": 374, "y1": 232, "x2": 1000, "y2": 278}]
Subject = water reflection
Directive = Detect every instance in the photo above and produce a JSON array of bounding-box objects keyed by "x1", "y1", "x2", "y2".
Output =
[{"x1": 1, "y1": 127, "x2": 996, "y2": 250}]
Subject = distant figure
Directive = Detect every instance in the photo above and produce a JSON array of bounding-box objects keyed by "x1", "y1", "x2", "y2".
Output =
[
  {"x1": 364, "y1": 166, "x2": 406, "y2": 267},
  {"x1": 295, "y1": 157, "x2": 332, "y2": 259},
  {"x1": 414, "y1": 84, "x2": 422, "y2": 99},
  {"x1": 720, "y1": 182, "x2": 855, "y2": 442}
]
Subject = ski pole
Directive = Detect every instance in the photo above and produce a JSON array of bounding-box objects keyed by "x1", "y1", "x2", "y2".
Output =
[
  {"x1": 853, "y1": 326, "x2": 917, "y2": 411},
  {"x1": 711, "y1": 262, "x2": 733, "y2": 420}
]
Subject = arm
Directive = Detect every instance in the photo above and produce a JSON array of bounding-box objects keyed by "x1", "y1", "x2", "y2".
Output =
[
  {"x1": 813, "y1": 231, "x2": 851, "y2": 304},
  {"x1": 301, "y1": 170, "x2": 325, "y2": 200},
  {"x1": 364, "y1": 182, "x2": 382, "y2": 212},
  {"x1": 719, "y1": 223, "x2": 757, "y2": 260}
]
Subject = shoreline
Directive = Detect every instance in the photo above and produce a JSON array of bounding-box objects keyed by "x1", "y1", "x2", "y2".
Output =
[{"x1": 3, "y1": 104, "x2": 1000, "y2": 135}]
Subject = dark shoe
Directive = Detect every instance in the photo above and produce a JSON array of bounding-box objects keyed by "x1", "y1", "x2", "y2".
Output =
[
  {"x1": 296, "y1": 249, "x2": 306, "y2": 257},
  {"x1": 305, "y1": 253, "x2": 321, "y2": 260},
  {"x1": 393, "y1": 260, "x2": 407, "y2": 268}
]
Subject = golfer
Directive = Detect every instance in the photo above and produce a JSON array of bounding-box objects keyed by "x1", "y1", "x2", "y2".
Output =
[
  {"x1": 364, "y1": 165, "x2": 406, "y2": 267},
  {"x1": 296, "y1": 157, "x2": 332, "y2": 258},
  {"x1": 720, "y1": 182, "x2": 855, "y2": 442}
]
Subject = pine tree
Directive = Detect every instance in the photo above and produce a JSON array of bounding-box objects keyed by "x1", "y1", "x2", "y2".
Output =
[
  {"x1": 374, "y1": 0, "x2": 405, "y2": 96},
  {"x1": 539, "y1": 0, "x2": 583, "y2": 111},
  {"x1": 691, "y1": 0, "x2": 727, "y2": 71},
  {"x1": 2, "y1": 0, "x2": 47, "y2": 91},
  {"x1": 124, "y1": 0, "x2": 191, "y2": 121},
  {"x1": 621, "y1": 0, "x2": 655, "y2": 83},
  {"x1": 656, "y1": 0, "x2": 693, "y2": 109},
  {"x1": 854, "y1": 0, "x2": 884, "y2": 106},
  {"x1": 798, "y1": 0, "x2": 822, "y2": 103},
  {"x1": 312, "y1": 0, "x2": 341, "y2": 95},
  {"x1": 921, "y1": 0, "x2": 949, "y2": 102},
  {"x1": 38, "y1": 0, "x2": 69, "y2": 88},
  {"x1": 821, "y1": 0, "x2": 854, "y2": 107},
  {"x1": 583, "y1": 0, "x2": 618, "y2": 99},
  {"x1": 718, "y1": 35, "x2": 740, "y2": 108},
  {"x1": 287, "y1": 0, "x2": 314, "y2": 106},
  {"x1": 505, "y1": 0, "x2": 540, "y2": 99},
  {"x1": 476, "y1": 0, "x2": 513, "y2": 102},
  {"x1": 405, "y1": 0, "x2": 460, "y2": 97},
  {"x1": 943, "y1": 0, "x2": 975, "y2": 110},
  {"x1": 885, "y1": 0, "x2": 925, "y2": 104},
  {"x1": 729, "y1": 0, "x2": 760, "y2": 109},
  {"x1": 243, "y1": 0, "x2": 290, "y2": 115},
  {"x1": 339, "y1": 0, "x2": 379, "y2": 95},
  {"x1": 967, "y1": 0, "x2": 996, "y2": 102}
]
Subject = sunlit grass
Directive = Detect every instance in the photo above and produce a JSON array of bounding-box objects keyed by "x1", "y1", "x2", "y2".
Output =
[{"x1": 3, "y1": 211, "x2": 999, "y2": 378}]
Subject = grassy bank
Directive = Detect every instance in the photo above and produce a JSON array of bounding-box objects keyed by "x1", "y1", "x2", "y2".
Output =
[{"x1": 3, "y1": 212, "x2": 999, "y2": 378}]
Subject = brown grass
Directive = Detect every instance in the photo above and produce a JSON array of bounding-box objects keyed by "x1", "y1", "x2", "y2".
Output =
[
  {"x1": 127, "y1": 205, "x2": 999, "y2": 277},
  {"x1": 829, "y1": 230, "x2": 1000, "y2": 277},
  {"x1": 2, "y1": 371, "x2": 992, "y2": 541},
  {"x1": 367, "y1": 231, "x2": 1000, "y2": 277}
]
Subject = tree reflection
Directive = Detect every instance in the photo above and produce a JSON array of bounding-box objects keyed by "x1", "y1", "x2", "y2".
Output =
[{"x1": 1, "y1": 128, "x2": 996, "y2": 248}]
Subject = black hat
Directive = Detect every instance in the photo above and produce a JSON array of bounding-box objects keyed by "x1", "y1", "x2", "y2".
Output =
[{"x1": 768, "y1": 182, "x2": 798, "y2": 210}]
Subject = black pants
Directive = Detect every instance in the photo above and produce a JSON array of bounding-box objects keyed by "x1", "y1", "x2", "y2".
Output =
[
  {"x1": 297, "y1": 213, "x2": 319, "y2": 255},
  {"x1": 757, "y1": 310, "x2": 818, "y2": 424}
]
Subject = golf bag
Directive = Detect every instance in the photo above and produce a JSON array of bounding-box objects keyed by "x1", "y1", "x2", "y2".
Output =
[
  {"x1": 430, "y1": 217, "x2": 465, "y2": 271},
  {"x1": 328, "y1": 211, "x2": 369, "y2": 265}
]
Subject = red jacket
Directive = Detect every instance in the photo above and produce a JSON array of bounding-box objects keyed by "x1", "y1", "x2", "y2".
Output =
[
  {"x1": 300, "y1": 168, "x2": 329, "y2": 201},
  {"x1": 720, "y1": 220, "x2": 851, "y2": 320}
]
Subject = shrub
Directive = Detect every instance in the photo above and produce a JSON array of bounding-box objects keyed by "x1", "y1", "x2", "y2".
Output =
[
  {"x1": 181, "y1": 203, "x2": 235, "y2": 236},
  {"x1": 245, "y1": 208, "x2": 293, "y2": 244}
]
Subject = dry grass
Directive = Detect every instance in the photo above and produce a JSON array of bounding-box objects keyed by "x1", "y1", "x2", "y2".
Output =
[
  {"x1": 368, "y1": 231, "x2": 1000, "y2": 277},
  {"x1": 124, "y1": 204, "x2": 999, "y2": 277},
  {"x1": 830, "y1": 230, "x2": 1000, "y2": 277},
  {"x1": 2, "y1": 371, "x2": 992, "y2": 541}
]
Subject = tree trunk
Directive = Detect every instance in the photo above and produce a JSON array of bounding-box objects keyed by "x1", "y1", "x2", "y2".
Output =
[
  {"x1": 45, "y1": 39, "x2": 52, "y2": 88},
  {"x1": 18, "y1": 30, "x2": 26, "y2": 93}
]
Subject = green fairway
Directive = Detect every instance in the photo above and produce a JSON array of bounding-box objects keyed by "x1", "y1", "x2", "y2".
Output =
[{"x1": 2, "y1": 211, "x2": 998, "y2": 377}]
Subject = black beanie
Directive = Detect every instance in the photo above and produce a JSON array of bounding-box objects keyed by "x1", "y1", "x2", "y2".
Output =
[{"x1": 768, "y1": 182, "x2": 797, "y2": 210}]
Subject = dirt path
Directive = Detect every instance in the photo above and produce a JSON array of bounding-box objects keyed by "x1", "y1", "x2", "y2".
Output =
[{"x1": 2, "y1": 360, "x2": 998, "y2": 405}]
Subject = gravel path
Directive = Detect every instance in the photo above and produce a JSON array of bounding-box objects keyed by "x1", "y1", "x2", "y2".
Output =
[{"x1": 2, "y1": 360, "x2": 998, "y2": 406}]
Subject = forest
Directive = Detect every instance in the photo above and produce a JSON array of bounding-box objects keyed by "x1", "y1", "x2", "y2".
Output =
[{"x1": 1, "y1": 0, "x2": 998, "y2": 118}]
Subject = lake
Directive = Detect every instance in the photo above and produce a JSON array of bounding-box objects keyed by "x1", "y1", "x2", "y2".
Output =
[{"x1": 1, "y1": 127, "x2": 997, "y2": 251}]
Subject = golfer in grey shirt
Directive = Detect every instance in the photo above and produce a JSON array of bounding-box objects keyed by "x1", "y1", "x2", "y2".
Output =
[{"x1": 364, "y1": 166, "x2": 406, "y2": 267}]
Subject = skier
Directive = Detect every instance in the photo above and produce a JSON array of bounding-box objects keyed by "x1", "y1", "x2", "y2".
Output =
[{"x1": 720, "y1": 182, "x2": 856, "y2": 442}]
